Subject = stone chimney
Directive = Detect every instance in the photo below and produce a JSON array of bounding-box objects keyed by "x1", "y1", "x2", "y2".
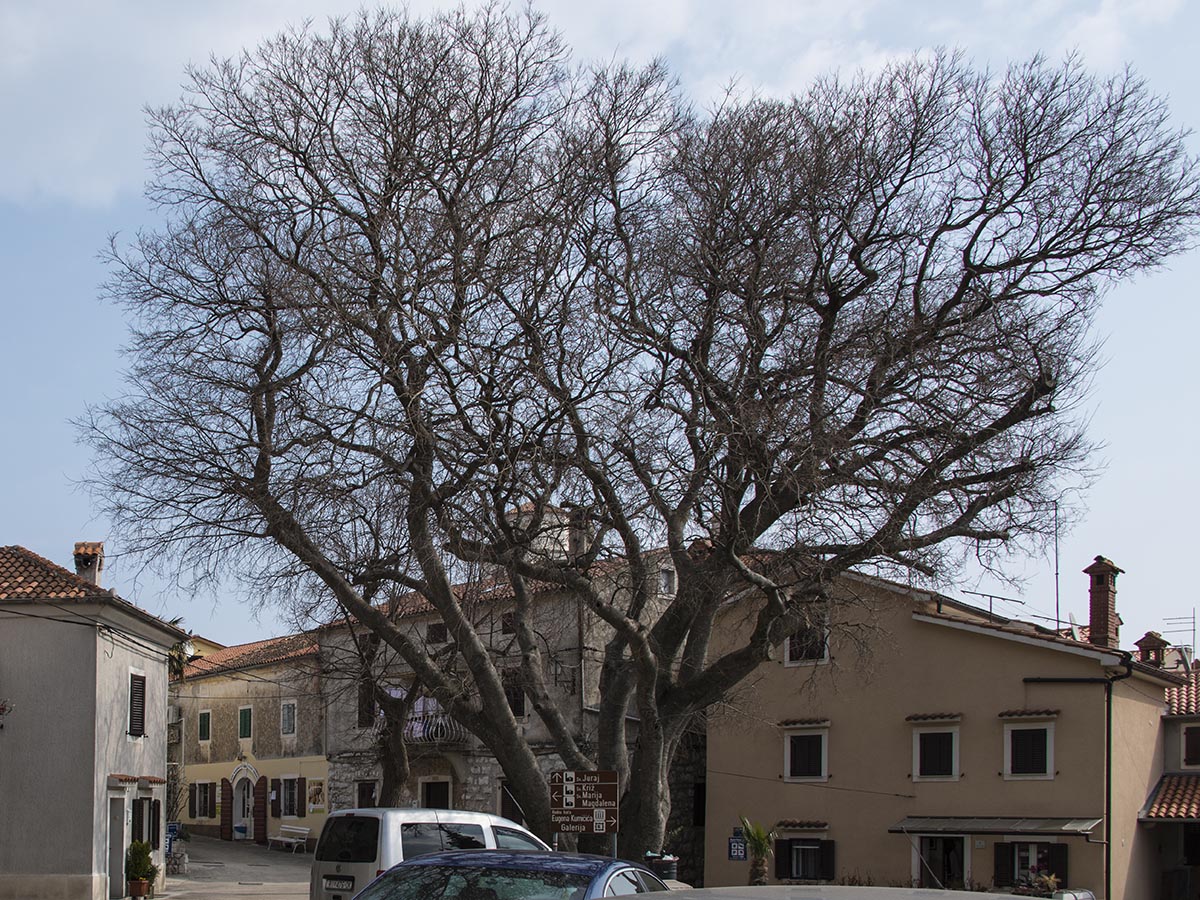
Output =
[
  {"x1": 1083, "y1": 555, "x2": 1123, "y2": 649},
  {"x1": 73, "y1": 542, "x2": 104, "y2": 586}
]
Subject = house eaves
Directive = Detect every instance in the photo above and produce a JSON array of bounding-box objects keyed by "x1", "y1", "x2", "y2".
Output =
[{"x1": 913, "y1": 613, "x2": 1124, "y2": 666}]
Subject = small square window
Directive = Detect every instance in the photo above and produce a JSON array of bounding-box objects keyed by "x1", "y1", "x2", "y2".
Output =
[
  {"x1": 501, "y1": 611, "x2": 517, "y2": 634},
  {"x1": 238, "y1": 706, "x2": 253, "y2": 740},
  {"x1": 785, "y1": 730, "x2": 828, "y2": 781},
  {"x1": 281, "y1": 777, "x2": 299, "y2": 817},
  {"x1": 785, "y1": 602, "x2": 829, "y2": 664},
  {"x1": 427, "y1": 621, "x2": 448, "y2": 644},
  {"x1": 280, "y1": 701, "x2": 296, "y2": 736},
  {"x1": 659, "y1": 568, "x2": 676, "y2": 595},
  {"x1": 198, "y1": 710, "x2": 211, "y2": 742},
  {"x1": 503, "y1": 669, "x2": 526, "y2": 718},
  {"x1": 913, "y1": 728, "x2": 958, "y2": 780},
  {"x1": 1004, "y1": 723, "x2": 1054, "y2": 779}
]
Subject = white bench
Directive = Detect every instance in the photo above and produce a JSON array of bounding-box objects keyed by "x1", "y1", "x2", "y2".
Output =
[{"x1": 267, "y1": 824, "x2": 311, "y2": 853}]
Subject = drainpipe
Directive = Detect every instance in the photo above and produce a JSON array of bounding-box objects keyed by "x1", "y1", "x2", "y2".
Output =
[{"x1": 1023, "y1": 651, "x2": 1133, "y2": 900}]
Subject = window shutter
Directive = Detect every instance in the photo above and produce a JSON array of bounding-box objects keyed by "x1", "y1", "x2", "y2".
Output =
[
  {"x1": 818, "y1": 840, "x2": 836, "y2": 881},
  {"x1": 151, "y1": 800, "x2": 161, "y2": 850},
  {"x1": 271, "y1": 778, "x2": 282, "y2": 818},
  {"x1": 129, "y1": 674, "x2": 147, "y2": 737},
  {"x1": 132, "y1": 799, "x2": 144, "y2": 841},
  {"x1": 297, "y1": 777, "x2": 307, "y2": 818},
  {"x1": 774, "y1": 840, "x2": 791, "y2": 880},
  {"x1": 1186, "y1": 728, "x2": 1200, "y2": 765},
  {"x1": 210, "y1": 782, "x2": 220, "y2": 819},
  {"x1": 1012, "y1": 728, "x2": 1048, "y2": 774},
  {"x1": 993, "y1": 842, "x2": 1013, "y2": 886},
  {"x1": 188, "y1": 784, "x2": 197, "y2": 819},
  {"x1": 1048, "y1": 843, "x2": 1069, "y2": 888},
  {"x1": 220, "y1": 779, "x2": 233, "y2": 840}
]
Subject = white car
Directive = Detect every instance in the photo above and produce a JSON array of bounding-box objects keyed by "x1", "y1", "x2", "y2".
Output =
[{"x1": 309, "y1": 808, "x2": 550, "y2": 900}]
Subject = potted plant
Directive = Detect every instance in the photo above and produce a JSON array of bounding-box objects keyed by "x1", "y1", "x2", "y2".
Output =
[
  {"x1": 739, "y1": 816, "x2": 776, "y2": 886},
  {"x1": 125, "y1": 840, "x2": 159, "y2": 898}
]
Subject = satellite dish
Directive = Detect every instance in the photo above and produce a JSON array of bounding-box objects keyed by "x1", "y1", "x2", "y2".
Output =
[{"x1": 1068, "y1": 611, "x2": 1082, "y2": 642}]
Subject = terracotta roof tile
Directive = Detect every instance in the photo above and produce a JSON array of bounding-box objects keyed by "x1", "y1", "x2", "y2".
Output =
[
  {"x1": 775, "y1": 820, "x2": 828, "y2": 830},
  {"x1": 1145, "y1": 774, "x2": 1200, "y2": 820},
  {"x1": 998, "y1": 708, "x2": 1060, "y2": 718},
  {"x1": 182, "y1": 632, "x2": 317, "y2": 679},
  {"x1": 905, "y1": 712, "x2": 962, "y2": 722},
  {"x1": 1167, "y1": 671, "x2": 1200, "y2": 716},
  {"x1": 0, "y1": 545, "x2": 111, "y2": 600},
  {"x1": 779, "y1": 718, "x2": 829, "y2": 727}
]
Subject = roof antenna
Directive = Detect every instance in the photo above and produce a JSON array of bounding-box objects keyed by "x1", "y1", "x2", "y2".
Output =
[{"x1": 1053, "y1": 500, "x2": 1061, "y2": 635}]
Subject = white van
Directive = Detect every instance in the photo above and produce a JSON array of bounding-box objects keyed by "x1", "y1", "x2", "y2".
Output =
[{"x1": 309, "y1": 808, "x2": 551, "y2": 900}]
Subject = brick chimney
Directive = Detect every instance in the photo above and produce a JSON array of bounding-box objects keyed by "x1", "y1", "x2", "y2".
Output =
[
  {"x1": 1083, "y1": 555, "x2": 1123, "y2": 649},
  {"x1": 73, "y1": 542, "x2": 104, "y2": 586}
]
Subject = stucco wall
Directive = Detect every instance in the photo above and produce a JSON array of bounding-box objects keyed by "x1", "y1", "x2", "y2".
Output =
[
  {"x1": 703, "y1": 585, "x2": 1151, "y2": 896},
  {"x1": 1109, "y1": 677, "x2": 1167, "y2": 899}
]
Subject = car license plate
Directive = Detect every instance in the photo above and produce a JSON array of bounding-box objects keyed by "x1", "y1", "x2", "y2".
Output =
[{"x1": 324, "y1": 877, "x2": 354, "y2": 891}]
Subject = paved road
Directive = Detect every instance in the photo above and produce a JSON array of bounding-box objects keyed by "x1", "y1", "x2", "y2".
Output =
[{"x1": 157, "y1": 834, "x2": 311, "y2": 899}]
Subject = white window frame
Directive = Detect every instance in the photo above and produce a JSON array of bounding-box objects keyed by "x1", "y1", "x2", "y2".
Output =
[
  {"x1": 783, "y1": 603, "x2": 830, "y2": 666},
  {"x1": 1181, "y1": 724, "x2": 1200, "y2": 769},
  {"x1": 280, "y1": 775, "x2": 300, "y2": 818},
  {"x1": 659, "y1": 567, "x2": 676, "y2": 595},
  {"x1": 783, "y1": 728, "x2": 829, "y2": 783},
  {"x1": 418, "y1": 775, "x2": 454, "y2": 809},
  {"x1": 198, "y1": 709, "x2": 212, "y2": 744},
  {"x1": 238, "y1": 704, "x2": 253, "y2": 741},
  {"x1": 280, "y1": 700, "x2": 297, "y2": 737},
  {"x1": 912, "y1": 726, "x2": 960, "y2": 782},
  {"x1": 909, "y1": 833, "x2": 972, "y2": 887},
  {"x1": 1003, "y1": 722, "x2": 1055, "y2": 780}
]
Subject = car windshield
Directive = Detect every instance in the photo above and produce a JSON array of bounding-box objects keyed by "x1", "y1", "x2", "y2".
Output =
[{"x1": 353, "y1": 864, "x2": 593, "y2": 900}]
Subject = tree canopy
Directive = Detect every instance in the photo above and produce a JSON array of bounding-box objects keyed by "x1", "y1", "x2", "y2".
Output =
[{"x1": 83, "y1": 6, "x2": 1200, "y2": 852}]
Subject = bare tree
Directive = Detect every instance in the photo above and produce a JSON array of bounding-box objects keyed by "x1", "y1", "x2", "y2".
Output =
[{"x1": 82, "y1": 6, "x2": 1200, "y2": 853}]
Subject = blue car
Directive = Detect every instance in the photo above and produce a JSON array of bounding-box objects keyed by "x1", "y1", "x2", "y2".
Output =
[{"x1": 351, "y1": 848, "x2": 672, "y2": 899}]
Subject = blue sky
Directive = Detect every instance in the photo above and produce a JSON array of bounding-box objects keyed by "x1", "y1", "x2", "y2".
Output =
[{"x1": 1, "y1": 0, "x2": 1197, "y2": 648}]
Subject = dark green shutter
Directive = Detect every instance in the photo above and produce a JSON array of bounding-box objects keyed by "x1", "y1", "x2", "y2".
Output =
[
  {"x1": 132, "y1": 799, "x2": 144, "y2": 841},
  {"x1": 993, "y1": 842, "x2": 1013, "y2": 886},
  {"x1": 1048, "y1": 843, "x2": 1068, "y2": 888},
  {"x1": 818, "y1": 840, "x2": 836, "y2": 881},
  {"x1": 774, "y1": 840, "x2": 791, "y2": 880},
  {"x1": 297, "y1": 777, "x2": 307, "y2": 818},
  {"x1": 129, "y1": 675, "x2": 146, "y2": 737}
]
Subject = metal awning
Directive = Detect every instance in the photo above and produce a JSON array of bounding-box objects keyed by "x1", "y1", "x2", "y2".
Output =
[{"x1": 889, "y1": 816, "x2": 1102, "y2": 835}]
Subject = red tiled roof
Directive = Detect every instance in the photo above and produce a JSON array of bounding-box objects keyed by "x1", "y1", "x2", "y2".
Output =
[
  {"x1": 905, "y1": 712, "x2": 962, "y2": 722},
  {"x1": 1167, "y1": 671, "x2": 1200, "y2": 716},
  {"x1": 0, "y1": 545, "x2": 111, "y2": 600},
  {"x1": 998, "y1": 708, "x2": 1060, "y2": 718},
  {"x1": 1144, "y1": 774, "x2": 1200, "y2": 820},
  {"x1": 182, "y1": 632, "x2": 317, "y2": 679},
  {"x1": 778, "y1": 718, "x2": 829, "y2": 727},
  {"x1": 775, "y1": 820, "x2": 828, "y2": 830}
]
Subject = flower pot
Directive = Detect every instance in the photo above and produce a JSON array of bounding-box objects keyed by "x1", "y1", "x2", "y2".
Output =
[{"x1": 128, "y1": 878, "x2": 151, "y2": 898}]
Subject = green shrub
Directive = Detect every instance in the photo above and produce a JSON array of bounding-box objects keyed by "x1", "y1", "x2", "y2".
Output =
[{"x1": 125, "y1": 840, "x2": 159, "y2": 882}]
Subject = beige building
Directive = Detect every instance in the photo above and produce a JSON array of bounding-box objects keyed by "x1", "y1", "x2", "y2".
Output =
[
  {"x1": 705, "y1": 556, "x2": 1180, "y2": 898},
  {"x1": 171, "y1": 633, "x2": 329, "y2": 850}
]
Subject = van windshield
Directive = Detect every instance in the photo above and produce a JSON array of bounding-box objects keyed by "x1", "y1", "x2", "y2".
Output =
[{"x1": 316, "y1": 816, "x2": 380, "y2": 862}]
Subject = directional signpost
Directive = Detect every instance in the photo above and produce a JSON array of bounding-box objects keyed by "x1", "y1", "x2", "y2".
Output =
[{"x1": 549, "y1": 769, "x2": 619, "y2": 838}]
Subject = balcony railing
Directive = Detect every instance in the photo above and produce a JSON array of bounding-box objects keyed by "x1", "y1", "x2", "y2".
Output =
[{"x1": 405, "y1": 713, "x2": 468, "y2": 745}]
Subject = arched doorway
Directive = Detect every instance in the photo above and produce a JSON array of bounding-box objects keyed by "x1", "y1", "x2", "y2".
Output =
[{"x1": 234, "y1": 777, "x2": 254, "y2": 841}]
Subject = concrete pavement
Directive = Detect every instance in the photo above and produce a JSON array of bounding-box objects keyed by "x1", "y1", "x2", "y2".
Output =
[{"x1": 156, "y1": 834, "x2": 311, "y2": 899}]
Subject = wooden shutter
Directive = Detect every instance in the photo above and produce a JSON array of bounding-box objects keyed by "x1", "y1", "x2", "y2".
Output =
[
  {"x1": 132, "y1": 799, "x2": 144, "y2": 841},
  {"x1": 1048, "y1": 843, "x2": 1069, "y2": 888},
  {"x1": 188, "y1": 783, "x2": 197, "y2": 819},
  {"x1": 993, "y1": 842, "x2": 1013, "y2": 886},
  {"x1": 1012, "y1": 728, "x2": 1048, "y2": 774},
  {"x1": 297, "y1": 777, "x2": 307, "y2": 818},
  {"x1": 271, "y1": 778, "x2": 282, "y2": 818},
  {"x1": 220, "y1": 779, "x2": 233, "y2": 840},
  {"x1": 818, "y1": 840, "x2": 836, "y2": 881},
  {"x1": 129, "y1": 674, "x2": 147, "y2": 737},
  {"x1": 774, "y1": 839, "x2": 791, "y2": 880},
  {"x1": 151, "y1": 800, "x2": 161, "y2": 850},
  {"x1": 254, "y1": 777, "x2": 269, "y2": 845}
]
